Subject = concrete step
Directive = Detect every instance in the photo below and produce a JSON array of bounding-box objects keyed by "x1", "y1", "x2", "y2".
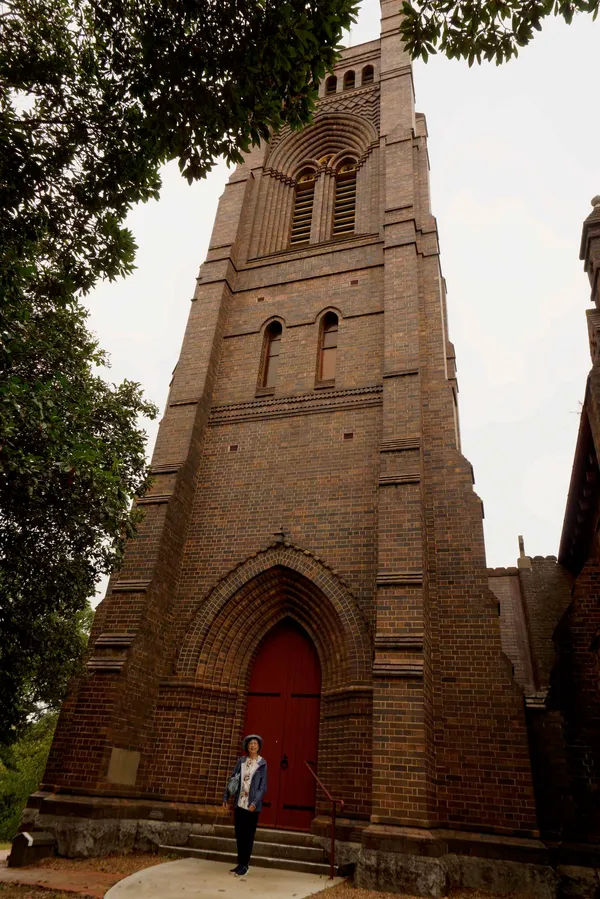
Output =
[
  {"x1": 188, "y1": 833, "x2": 325, "y2": 863},
  {"x1": 213, "y1": 824, "x2": 318, "y2": 848},
  {"x1": 158, "y1": 844, "x2": 332, "y2": 876}
]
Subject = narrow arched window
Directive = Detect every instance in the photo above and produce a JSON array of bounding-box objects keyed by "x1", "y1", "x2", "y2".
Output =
[
  {"x1": 262, "y1": 321, "x2": 283, "y2": 389},
  {"x1": 290, "y1": 169, "x2": 315, "y2": 246},
  {"x1": 319, "y1": 313, "x2": 338, "y2": 382},
  {"x1": 333, "y1": 161, "x2": 357, "y2": 237},
  {"x1": 361, "y1": 65, "x2": 374, "y2": 85},
  {"x1": 343, "y1": 71, "x2": 355, "y2": 90},
  {"x1": 325, "y1": 75, "x2": 337, "y2": 95}
]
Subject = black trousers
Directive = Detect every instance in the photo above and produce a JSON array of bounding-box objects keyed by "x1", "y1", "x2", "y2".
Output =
[{"x1": 234, "y1": 806, "x2": 260, "y2": 867}]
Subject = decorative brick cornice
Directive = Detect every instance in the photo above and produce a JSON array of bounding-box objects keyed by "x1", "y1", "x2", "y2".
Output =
[
  {"x1": 209, "y1": 385, "x2": 383, "y2": 425},
  {"x1": 246, "y1": 231, "x2": 381, "y2": 267}
]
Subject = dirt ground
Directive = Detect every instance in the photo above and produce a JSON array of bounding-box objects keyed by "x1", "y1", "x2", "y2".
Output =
[
  {"x1": 0, "y1": 888, "x2": 88, "y2": 898},
  {"x1": 0, "y1": 853, "x2": 165, "y2": 898},
  {"x1": 30, "y1": 856, "x2": 165, "y2": 877},
  {"x1": 315, "y1": 886, "x2": 519, "y2": 899}
]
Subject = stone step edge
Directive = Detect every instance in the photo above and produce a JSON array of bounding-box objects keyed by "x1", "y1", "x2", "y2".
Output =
[
  {"x1": 188, "y1": 835, "x2": 324, "y2": 859},
  {"x1": 214, "y1": 825, "x2": 318, "y2": 846},
  {"x1": 158, "y1": 844, "x2": 332, "y2": 875}
]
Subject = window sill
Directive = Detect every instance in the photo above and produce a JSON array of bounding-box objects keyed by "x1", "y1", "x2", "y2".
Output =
[
  {"x1": 255, "y1": 387, "x2": 275, "y2": 398},
  {"x1": 314, "y1": 380, "x2": 336, "y2": 390}
]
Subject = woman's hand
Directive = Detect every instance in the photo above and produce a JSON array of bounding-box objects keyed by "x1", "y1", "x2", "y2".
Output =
[
  {"x1": 249, "y1": 804, "x2": 256, "y2": 812},
  {"x1": 222, "y1": 801, "x2": 229, "y2": 810}
]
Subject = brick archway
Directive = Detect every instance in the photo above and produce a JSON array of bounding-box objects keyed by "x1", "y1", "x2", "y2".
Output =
[
  {"x1": 147, "y1": 545, "x2": 373, "y2": 815},
  {"x1": 177, "y1": 543, "x2": 371, "y2": 691}
]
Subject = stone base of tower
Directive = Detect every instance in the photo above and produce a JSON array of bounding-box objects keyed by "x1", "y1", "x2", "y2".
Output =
[
  {"x1": 22, "y1": 792, "x2": 567, "y2": 898},
  {"x1": 355, "y1": 825, "x2": 557, "y2": 898},
  {"x1": 20, "y1": 792, "x2": 222, "y2": 858}
]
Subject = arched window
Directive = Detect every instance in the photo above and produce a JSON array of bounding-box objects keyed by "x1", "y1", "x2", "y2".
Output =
[
  {"x1": 333, "y1": 160, "x2": 357, "y2": 238},
  {"x1": 361, "y1": 65, "x2": 374, "y2": 85},
  {"x1": 262, "y1": 321, "x2": 283, "y2": 389},
  {"x1": 319, "y1": 313, "x2": 338, "y2": 382},
  {"x1": 343, "y1": 70, "x2": 355, "y2": 90},
  {"x1": 325, "y1": 75, "x2": 337, "y2": 95},
  {"x1": 290, "y1": 168, "x2": 315, "y2": 246}
]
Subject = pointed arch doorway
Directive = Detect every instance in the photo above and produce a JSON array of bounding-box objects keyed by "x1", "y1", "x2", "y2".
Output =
[{"x1": 244, "y1": 618, "x2": 321, "y2": 831}]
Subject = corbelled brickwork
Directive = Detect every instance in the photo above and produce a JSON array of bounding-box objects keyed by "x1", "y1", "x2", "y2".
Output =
[{"x1": 28, "y1": 3, "x2": 566, "y2": 895}]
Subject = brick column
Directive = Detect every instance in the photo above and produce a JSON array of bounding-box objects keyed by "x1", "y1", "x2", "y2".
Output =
[
  {"x1": 44, "y1": 164, "x2": 262, "y2": 795},
  {"x1": 370, "y1": 0, "x2": 434, "y2": 828}
]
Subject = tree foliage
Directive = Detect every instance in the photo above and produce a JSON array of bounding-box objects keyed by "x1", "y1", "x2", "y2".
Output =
[
  {"x1": 1, "y1": 0, "x2": 358, "y2": 303},
  {"x1": 0, "y1": 300, "x2": 154, "y2": 743},
  {"x1": 399, "y1": 0, "x2": 599, "y2": 65},
  {"x1": 0, "y1": 712, "x2": 59, "y2": 841},
  {"x1": 0, "y1": 0, "x2": 357, "y2": 743}
]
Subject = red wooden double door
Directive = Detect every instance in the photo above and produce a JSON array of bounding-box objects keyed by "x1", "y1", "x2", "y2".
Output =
[{"x1": 244, "y1": 619, "x2": 321, "y2": 831}]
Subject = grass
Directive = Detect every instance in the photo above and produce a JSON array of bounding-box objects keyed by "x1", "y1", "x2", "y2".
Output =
[{"x1": 0, "y1": 845, "x2": 10, "y2": 851}]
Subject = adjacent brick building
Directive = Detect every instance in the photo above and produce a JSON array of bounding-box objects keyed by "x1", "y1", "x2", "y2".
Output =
[{"x1": 24, "y1": 4, "x2": 600, "y2": 896}]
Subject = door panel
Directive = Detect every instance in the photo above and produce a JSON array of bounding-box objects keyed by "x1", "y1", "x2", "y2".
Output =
[
  {"x1": 244, "y1": 618, "x2": 321, "y2": 830},
  {"x1": 278, "y1": 694, "x2": 321, "y2": 829},
  {"x1": 244, "y1": 693, "x2": 284, "y2": 824}
]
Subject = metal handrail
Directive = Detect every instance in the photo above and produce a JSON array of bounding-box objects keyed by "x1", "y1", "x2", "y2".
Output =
[{"x1": 305, "y1": 760, "x2": 344, "y2": 880}]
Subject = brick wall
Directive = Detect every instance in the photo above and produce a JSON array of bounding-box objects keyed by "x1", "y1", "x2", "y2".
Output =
[
  {"x1": 43, "y1": 7, "x2": 539, "y2": 844},
  {"x1": 488, "y1": 568, "x2": 535, "y2": 692}
]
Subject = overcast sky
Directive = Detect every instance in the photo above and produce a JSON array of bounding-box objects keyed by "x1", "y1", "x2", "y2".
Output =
[{"x1": 86, "y1": 1, "x2": 600, "y2": 570}]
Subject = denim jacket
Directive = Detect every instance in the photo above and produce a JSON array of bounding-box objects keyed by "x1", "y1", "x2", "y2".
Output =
[{"x1": 223, "y1": 756, "x2": 268, "y2": 812}]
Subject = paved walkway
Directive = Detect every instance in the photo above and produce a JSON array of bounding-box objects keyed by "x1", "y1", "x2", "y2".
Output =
[{"x1": 106, "y1": 858, "x2": 342, "y2": 899}]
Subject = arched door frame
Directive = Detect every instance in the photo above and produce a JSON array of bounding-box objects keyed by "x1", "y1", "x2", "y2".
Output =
[
  {"x1": 175, "y1": 545, "x2": 373, "y2": 822},
  {"x1": 178, "y1": 543, "x2": 371, "y2": 690}
]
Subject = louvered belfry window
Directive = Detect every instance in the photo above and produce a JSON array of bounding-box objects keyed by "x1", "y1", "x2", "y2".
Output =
[
  {"x1": 290, "y1": 169, "x2": 315, "y2": 246},
  {"x1": 333, "y1": 161, "x2": 357, "y2": 238}
]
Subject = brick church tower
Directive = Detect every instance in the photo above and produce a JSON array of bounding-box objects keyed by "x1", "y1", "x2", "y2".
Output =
[{"x1": 31, "y1": 3, "x2": 556, "y2": 894}]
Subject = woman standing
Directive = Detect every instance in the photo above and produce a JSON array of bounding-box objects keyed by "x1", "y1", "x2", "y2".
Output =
[{"x1": 222, "y1": 734, "x2": 268, "y2": 877}]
